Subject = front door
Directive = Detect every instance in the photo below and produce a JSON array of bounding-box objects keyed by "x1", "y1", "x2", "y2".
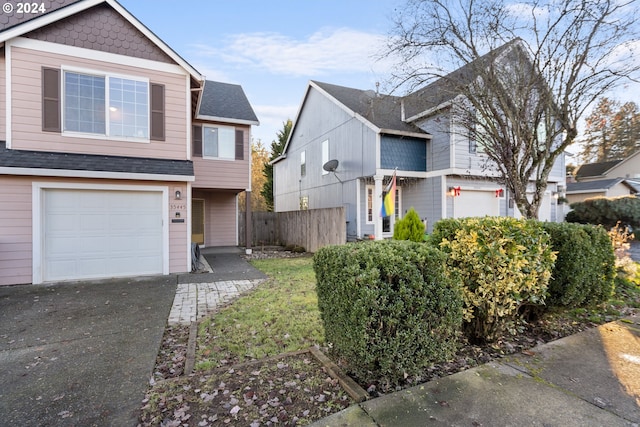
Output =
[{"x1": 192, "y1": 199, "x2": 205, "y2": 245}]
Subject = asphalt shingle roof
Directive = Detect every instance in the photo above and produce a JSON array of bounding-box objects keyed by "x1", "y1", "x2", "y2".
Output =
[
  {"x1": 575, "y1": 160, "x2": 623, "y2": 179},
  {"x1": 402, "y1": 40, "x2": 521, "y2": 120},
  {"x1": 198, "y1": 80, "x2": 259, "y2": 124},
  {"x1": 566, "y1": 178, "x2": 629, "y2": 193},
  {"x1": 0, "y1": 142, "x2": 194, "y2": 177},
  {"x1": 312, "y1": 81, "x2": 428, "y2": 136}
]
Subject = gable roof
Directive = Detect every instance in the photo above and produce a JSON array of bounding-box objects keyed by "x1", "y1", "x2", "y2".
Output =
[
  {"x1": 402, "y1": 39, "x2": 523, "y2": 122},
  {"x1": 566, "y1": 178, "x2": 636, "y2": 194},
  {"x1": 575, "y1": 160, "x2": 623, "y2": 180},
  {"x1": 273, "y1": 80, "x2": 430, "y2": 164},
  {"x1": 197, "y1": 80, "x2": 259, "y2": 126},
  {"x1": 311, "y1": 81, "x2": 428, "y2": 137},
  {"x1": 0, "y1": 142, "x2": 194, "y2": 180},
  {"x1": 0, "y1": 0, "x2": 203, "y2": 82},
  {"x1": 0, "y1": 0, "x2": 83, "y2": 32}
]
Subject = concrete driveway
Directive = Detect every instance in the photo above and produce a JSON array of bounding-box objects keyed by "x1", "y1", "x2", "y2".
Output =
[{"x1": 0, "y1": 276, "x2": 176, "y2": 426}]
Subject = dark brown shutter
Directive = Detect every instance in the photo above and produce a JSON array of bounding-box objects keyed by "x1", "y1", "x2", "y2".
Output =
[
  {"x1": 150, "y1": 83, "x2": 165, "y2": 141},
  {"x1": 42, "y1": 67, "x2": 61, "y2": 132},
  {"x1": 235, "y1": 129, "x2": 244, "y2": 160},
  {"x1": 192, "y1": 124, "x2": 202, "y2": 157}
]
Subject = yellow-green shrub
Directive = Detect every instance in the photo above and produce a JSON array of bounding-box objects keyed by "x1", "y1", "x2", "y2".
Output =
[{"x1": 432, "y1": 217, "x2": 556, "y2": 343}]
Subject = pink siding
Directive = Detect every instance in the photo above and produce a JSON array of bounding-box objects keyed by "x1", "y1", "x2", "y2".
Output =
[
  {"x1": 169, "y1": 182, "x2": 189, "y2": 273},
  {"x1": 0, "y1": 177, "x2": 33, "y2": 285},
  {"x1": 193, "y1": 189, "x2": 238, "y2": 246},
  {"x1": 192, "y1": 122, "x2": 250, "y2": 190},
  {"x1": 10, "y1": 46, "x2": 188, "y2": 160},
  {"x1": 0, "y1": 176, "x2": 189, "y2": 286}
]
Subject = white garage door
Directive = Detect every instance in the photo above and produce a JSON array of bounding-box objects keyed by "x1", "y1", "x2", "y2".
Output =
[
  {"x1": 453, "y1": 190, "x2": 500, "y2": 218},
  {"x1": 42, "y1": 189, "x2": 164, "y2": 282}
]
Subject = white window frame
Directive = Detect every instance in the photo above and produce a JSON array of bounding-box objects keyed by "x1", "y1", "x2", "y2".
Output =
[
  {"x1": 61, "y1": 66, "x2": 150, "y2": 143},
  {"x1": 321, "y1": 139, "x2": 329, "y2": 175},
  {"x1": 366, "y1": 185, "x2": 374, "y2": 224},
  {"x1": 202, "y1": 124, "x2": 236, "y2": 160},
  {"x1": 301, "y1": 150, "x2": 306, "y2": 177}
]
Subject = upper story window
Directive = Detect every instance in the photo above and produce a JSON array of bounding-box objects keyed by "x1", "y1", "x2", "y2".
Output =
[
  {"x1": 64, "y1": 72, "x2": 106, "y2": 134},
  {"x1": 321, "y1": 139, "x2": 329, "y2": 175},
  {"x1": 192, "y1": 123, "x2": 244, "y2": 160},
  {"x1": 63, "y1": 70, "x2": 149, "y2": 140},
  {"x1": 42, "y1": 67, "x2": 165, "y2": 141},
  {"x1": 301, "y1": 150, "x2": 306, "y2": 177},
  {"x1": 203, "y1": 125, "x2": 235, "y2": 159}
]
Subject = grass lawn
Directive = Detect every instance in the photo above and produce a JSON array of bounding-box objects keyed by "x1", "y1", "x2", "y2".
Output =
[{"x1": 195, "y1": 256, "x2": 324, "y2": 370}]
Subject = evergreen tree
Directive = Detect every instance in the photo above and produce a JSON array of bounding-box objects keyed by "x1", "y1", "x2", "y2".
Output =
[
  {"x1": 261, "y1": 120, "x2": 292, "y2": 211},
  {"x1": 580, "y1": 97, "x2": 640, "y2": 163}
]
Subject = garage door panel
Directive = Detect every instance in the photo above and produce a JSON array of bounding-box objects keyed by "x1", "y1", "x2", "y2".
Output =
[
  {"x1": 42, "y1": 189, "x2": 164, "y2": 282},
  {"x1": 453, "y1": 190, "x2": 500, "y2": 218}
]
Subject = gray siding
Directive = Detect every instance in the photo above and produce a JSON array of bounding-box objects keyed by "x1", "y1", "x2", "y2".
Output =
[
  {"x1": 399, "y1": 177, "x2": 443, "y2": 232},
  {"x1": 416, "y1": 114, "x2": 450, "y2": 171},
  {"x1": 274, "y1": 86, "x2": 377, "y2": 215}
]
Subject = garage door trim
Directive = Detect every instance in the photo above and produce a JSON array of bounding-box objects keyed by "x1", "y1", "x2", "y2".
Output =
[{"x1": 32, "y1": 182, "x2": 169, "y2": 284}]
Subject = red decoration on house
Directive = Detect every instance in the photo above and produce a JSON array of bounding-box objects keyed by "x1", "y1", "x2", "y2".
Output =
[
  {"x1": 449, "y1": 186, "x2": 461, "y2": 197},
  {"x1": 495, "y1": 189, "x2": 504, "y2": 198}
]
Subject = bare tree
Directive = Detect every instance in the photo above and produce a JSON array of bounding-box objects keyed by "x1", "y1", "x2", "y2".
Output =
[{"x1": 386, "y1": 0, "x2": 640, "y2": 218}]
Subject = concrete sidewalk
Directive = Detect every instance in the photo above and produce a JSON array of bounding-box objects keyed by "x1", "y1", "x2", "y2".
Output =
[{"x1": 311, "y1": 317, "x2": 640, "y2": 427}]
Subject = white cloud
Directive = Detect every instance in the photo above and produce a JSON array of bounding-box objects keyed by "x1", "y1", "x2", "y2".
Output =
[
  {"x1": 189, "y1": 27, "x2": 389, "y2": 77},
  {"x1": 505, "y1": 2, "x2": 549, "y2": 20},
  {"x1": 251, "y1": 104, "x2": 299, "y2": 144}
]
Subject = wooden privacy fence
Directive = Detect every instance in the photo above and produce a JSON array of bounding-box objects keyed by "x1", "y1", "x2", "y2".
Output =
[{"x1": 239, "y1": 207, "x2": 346, "y2": 252}]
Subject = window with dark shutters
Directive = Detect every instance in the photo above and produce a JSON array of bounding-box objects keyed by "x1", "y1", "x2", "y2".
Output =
[
  {"x1": 150, "y1": 83, "x2": 165, "y2": 141},
  {"x1": 42, "y1": 67, "x2": 61, "y2": 132},
  {"x1": 192, "y1": 124, "x2": 202, "y2": 157},
  {"x1": 235, "y1": 129, "x2": 244, "y2": 160}
]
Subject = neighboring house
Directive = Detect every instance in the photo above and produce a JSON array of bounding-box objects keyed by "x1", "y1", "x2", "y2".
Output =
[
  {"x1": 566, "y1": 178, "x2": 638, "y2": 205},
  {"x1": 0, "y1": 0, "x2": 258, "y2": 286},
  {"x1": 567, "y1": 151, "x2": 640, "y2": 204},
  {"x1": 272, "y1": 46, "x2": 565, "y2": 240},
  {"x1": 574, "y1": 151, "x2": 640, "y2": 182}
]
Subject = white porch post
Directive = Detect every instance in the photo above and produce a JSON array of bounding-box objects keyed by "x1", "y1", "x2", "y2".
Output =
[
  {"x1": 374, "y1": 174, "x2": 383, "y2": 240},
  {"x1": 355, "y1": 178, "x2": 361, "y2": 239}
]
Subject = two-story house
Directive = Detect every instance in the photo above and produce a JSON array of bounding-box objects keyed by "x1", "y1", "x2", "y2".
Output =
[
  {"x1": 0, "y1": 0, "x2": 258, "y2": 286},
  {"x1": 273, "y1": 48, "x2": 565, "y2": 239}
]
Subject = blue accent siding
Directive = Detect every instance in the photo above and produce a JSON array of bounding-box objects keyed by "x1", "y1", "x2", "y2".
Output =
[{"x1": 380, "y1": 136, "x2": 427, "y2": 171}]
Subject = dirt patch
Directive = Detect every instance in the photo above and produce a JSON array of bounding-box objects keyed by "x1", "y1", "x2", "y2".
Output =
[{"x1": 140, "y1": 350, "x2": 352, "y2": 426}]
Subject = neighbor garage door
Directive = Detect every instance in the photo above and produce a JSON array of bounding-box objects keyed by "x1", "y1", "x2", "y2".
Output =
[
  {"x1": 42, "y1": 189, "x2": 164, "y2": 282},
  {"x1": 453, "y1": 190, "x2": 500, "y2": 218}
]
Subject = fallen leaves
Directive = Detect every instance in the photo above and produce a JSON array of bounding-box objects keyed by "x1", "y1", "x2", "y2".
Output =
[{"x1": 139, "y1": 352, "x2": 352, "y2": 426}]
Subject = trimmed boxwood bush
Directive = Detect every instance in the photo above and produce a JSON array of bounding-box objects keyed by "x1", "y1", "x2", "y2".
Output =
[
  {"x1": 430, "y1": 217, "x2": 556, "y2": 343},
  {"x1": 393, "y1": 207, "x2": 425, "y2": 242},
  {"x1": 313, "y1": 240, "x2": 462, "y2": 388},
  {"x1": 541, "y1": 222, "x2": 616, "y2": 307}
]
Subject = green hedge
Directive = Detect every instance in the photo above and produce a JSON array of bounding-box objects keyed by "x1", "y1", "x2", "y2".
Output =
[
  {"x1": 566, "y1": 196, "x2": 640, "y2": 230},
  {"x1": 430, "y1": 217, "x2": 556, "y2": 343},
  {"x1": 313, "y1": 240, "x2": 462, "y2": 387},
  {"x1": 541, "y1": 222, "x2": 615, "y2": 307}
]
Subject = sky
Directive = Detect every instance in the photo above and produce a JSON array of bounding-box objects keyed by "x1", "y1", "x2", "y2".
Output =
[
  {"x1": 118, "y1": 0, "x2": 640, "y2": 154},
  {"x1": 118, "y1": 0, "x2": 404, "y2": 146}
]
